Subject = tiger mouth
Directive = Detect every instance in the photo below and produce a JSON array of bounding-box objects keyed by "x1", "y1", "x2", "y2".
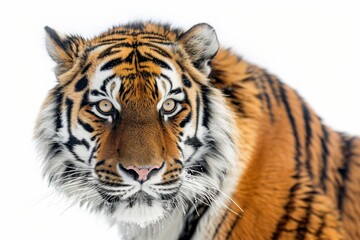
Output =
[
  {"x1": 97, "y1": 184, "x2": 181, "y2": 205},
  {"x1": 99, "y1": 190, "x2": 156, "y2": 207}
]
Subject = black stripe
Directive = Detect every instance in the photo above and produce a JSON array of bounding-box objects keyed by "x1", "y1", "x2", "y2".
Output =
[
  {"x1": 78, "y1": 119, "x2": 94, "y2": 133},
  {"x1": 122, "y1": 51, "x2": 134, "y2": 65},
  {"x1": 67, "y1": 135, "x2": 82, "y2": 148},
  {"x1": 160, "y1": 73, "x2": 173, "y2": 91},
  {"x1": 302, "y1": 102, "x2": 313, "y2": 180},
  {"x1": 185, "y1": 136, "x2": 203, "y2": 149},
  {"x1": 260, "y1": 75, "x2": 275, "y2": 122},
  {"x1": 182, "y1": 74, "x2": 192, "y2": 88},
  {"x1": 176, "y1": 143, "x2": 185, "y2": 159},
  {"x1": 272, "y1": 83, "x2": 302, "y2": 239},
  {"x1": 98, "y1": 46, "x2": 121, "y2": 59},
  {"x1": 54, "y1": 88, "x2": 63, "y2": 131},
  {"x1": 66, "y1": 98, "x2": 74, "y2": 135},
  {"x1": 139, "y1": 42, "x2": 172, "y2": 58},
  {"x1": 79, "y1": 90, "x2": 89, "y2": 108},
  {"x1": 80, "y1": 139, "x2": 90, "y2": 149},
  {"x1": 337, "y1": 134, "x2": 355, "y2": 213},
  {"x1": 174, "y1": 159, "x2": 184, "y2": 167},
  {"x1": 98, "y1": 38, "x2": 128, "y2": 43},
  {"x1": 81, "y1": 63, "x2": 91, "y2": 74},
  {"x1": 225, "y1": 214, "x2": 241, "y2": 240},
  {"x1": 48, "y1": 142, "x2": 62, "y2": 158},
  {"x1": 88, "y1": 146, "x2": 97, "y2": 164},
  {"x1": 141, "y1": 35, "x2": 169, "y2": 41},
  {"x1": 145, "y1": 40, "x2": 173, "y2": 46},
  {"x1": 179, "y1": 112, "x2": 192, "y2": 128},
  {"x1": 100, "y1": 74, "x2": 116, "y2": 93},
  {"x1": 90, "y1": 90, "x2": 106, "y2": 97},
  {"x1": 151, "y1": 79, "x2": 159, "y2": 100},
  {"x1": 99, "y1": 49, "x2": 121, "y2": 60},
  {"x1": 295, "y1": 195, "x2": 313, "y2": 239},
  {"x1": 314, "y1": 215, "x2": 326, "y2": 237},
  {"x1": 201, "y1": 85, "x2": 212, "y2": 129},
  {"x1": 295, "y1": 101, "x2": 314, "y2": 239},
  {"x1": 97, "y1": 42, "x2": 132, "y2": 59},
  {"x1": 265, "y1": 73, "x2": 281, "y2": 105},
  {"x1": 195, "y1": 92, "x2": 200, "y2": 133},
  {"x1": 211, "y1": 209, "x2": 229, "y2": 239},
  {"x1": 120, "y1": 86, "x2": 132, "y2": 102},
  {"x1": 222, "y1": 86, "x2": 247, "y2": 117},
  {"x1": 95, "y1": 160, "x2": 105, "y2": 167},
  {"x1": 178, "y1": 204, "x2": 210, "y2": 240},
  {"x1": 64, "y1": 98, "x2": 87, "y2": 163},
  {"x1": 319, "y1": 124, "x2": 330, "y2": 192},
  {"x1": 101, "y1": 58, "x2": 122, "y2": 71},
  {"x1": 169, "y1": 87, "x2": 181, "y2": 95},
  {"x1": 65, "y1": 137, "x2": 86, "y2": 163},
  {"x1": 149, "y1": 55, "x2": 171, "y2": 70},
  {"x1": 74, "y1": 76, "x2": 88, "y2": 92},
  {"x1": 149, "y1": 46, "x2": 172, "y2": 59}
]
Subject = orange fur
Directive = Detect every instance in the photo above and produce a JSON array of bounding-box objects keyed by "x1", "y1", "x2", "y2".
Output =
[
  {"x1": 39, "y1": 22, "x2": 360, "y2": 239},
  {"x1": 210, "y1": 49, "x2": 360, "y2": 239}
]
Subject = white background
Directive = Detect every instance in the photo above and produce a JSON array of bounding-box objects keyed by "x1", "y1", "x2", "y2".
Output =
[{"x1": 2, "y1": 0, "x2": 360, "y2": 239}]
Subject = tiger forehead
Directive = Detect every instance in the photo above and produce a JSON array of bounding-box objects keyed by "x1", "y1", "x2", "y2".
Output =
[
  {"x1": 95, "y1": 35, "x2": 174, "y2": 74},
  {"x1": 88, "y1": 36, "x2": 177, "y2": 103}
]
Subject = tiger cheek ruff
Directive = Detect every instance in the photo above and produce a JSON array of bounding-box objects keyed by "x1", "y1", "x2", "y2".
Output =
[{"x1": 34, "y1": 22, "x2": 360, "y2": 240}]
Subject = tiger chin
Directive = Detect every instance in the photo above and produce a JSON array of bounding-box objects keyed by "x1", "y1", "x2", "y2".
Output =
[{"x1": 35, "y1": 21, "x2": 360, "y2": 240}]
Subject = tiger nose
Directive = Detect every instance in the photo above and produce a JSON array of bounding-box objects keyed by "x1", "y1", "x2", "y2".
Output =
[{"x1": 120, "y1": 163, "x2": 164, "y2": 183}]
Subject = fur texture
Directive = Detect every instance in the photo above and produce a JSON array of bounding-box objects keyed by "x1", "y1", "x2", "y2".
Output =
[{"x1": 35, "y1": 22, "x2": 360, "y2": 239}]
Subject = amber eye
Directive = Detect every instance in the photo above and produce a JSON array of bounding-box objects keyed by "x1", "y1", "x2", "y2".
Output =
[
  {"x1": 96, "y1": 99, "x2": 114, "y2": 115},
  {"x1": 162, "y1": 99, "x2": 177, "y2": 114}
]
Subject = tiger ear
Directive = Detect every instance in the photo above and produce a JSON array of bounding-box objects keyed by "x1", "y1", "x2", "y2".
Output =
[
  {"x1": 44, "y1": 26, "x2": 86, "y2": 76},
  {"x1": 178, "y1": 23, "x2": 219, "y2": 76}
]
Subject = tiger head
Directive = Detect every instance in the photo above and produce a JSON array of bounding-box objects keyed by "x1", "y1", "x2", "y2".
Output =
[{"x1": 35, "y1": 22, "x2": 238, "y2": 227}]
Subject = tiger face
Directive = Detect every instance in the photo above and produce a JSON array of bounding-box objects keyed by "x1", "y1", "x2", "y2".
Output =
[{"x1": 35, "y1": 23, "x2": 237, "y2": 227}]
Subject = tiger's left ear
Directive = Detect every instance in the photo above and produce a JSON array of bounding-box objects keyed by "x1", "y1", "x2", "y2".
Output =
[
  {"x1": 44, "y1": 26, "x2": 86, "y2": 77},
  {"x1": 178, "y1": 23, "x2": 219, "y2": 76}
]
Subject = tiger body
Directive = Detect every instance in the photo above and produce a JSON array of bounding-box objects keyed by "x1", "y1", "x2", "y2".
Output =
[{"x1": 35, "y1": 22, "x2": 360, "y2": 240}]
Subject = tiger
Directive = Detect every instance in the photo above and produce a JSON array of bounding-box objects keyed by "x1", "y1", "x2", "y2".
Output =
[{"x1": 34, "y1": 21, "x2": 360, "y2": 240}]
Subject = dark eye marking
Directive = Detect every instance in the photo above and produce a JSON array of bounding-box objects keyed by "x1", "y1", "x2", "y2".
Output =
[
  {"x1": 169, "y1": 88, "x2": 182, "y2": 95},
  {"x1": 90, "y1": 90, "x2": 106, "y2": 97},
  {"x1": 182, "y1": 74, "x2": 192, "y2": 88},
  {"x1": 75, "y1": 76, "x2": 88, "y2": 92}
]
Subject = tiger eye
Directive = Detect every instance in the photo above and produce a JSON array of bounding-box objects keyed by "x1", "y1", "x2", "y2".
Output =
[
  {"x1": 97, "y1": 99, "x2": 113, "y2": 115},
  {"x1": 162, "y1": 99, "x2": 177, "y2": 114}
]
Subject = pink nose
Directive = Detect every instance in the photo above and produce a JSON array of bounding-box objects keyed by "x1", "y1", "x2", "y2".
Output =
[{"x1": 126, "y1": 165, "x2": 161, "y2": 182}]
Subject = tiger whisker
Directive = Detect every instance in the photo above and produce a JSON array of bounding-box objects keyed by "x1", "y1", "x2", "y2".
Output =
[
  {"x1": 184, "y1": 169, "x2": 243, "y2": 214},
  {"x1": 181, "y1": 177, "x2": 241, "y2": 216}
]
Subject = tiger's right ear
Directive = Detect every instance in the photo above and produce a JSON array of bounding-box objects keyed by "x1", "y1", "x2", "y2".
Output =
[{"x1": 44, "y1": 26, "x2": 86, "y2": 76}]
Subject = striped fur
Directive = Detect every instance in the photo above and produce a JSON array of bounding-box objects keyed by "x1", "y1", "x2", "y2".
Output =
[{"x1": 35, "y1": 22, "x2": 360, "y2": 239}]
